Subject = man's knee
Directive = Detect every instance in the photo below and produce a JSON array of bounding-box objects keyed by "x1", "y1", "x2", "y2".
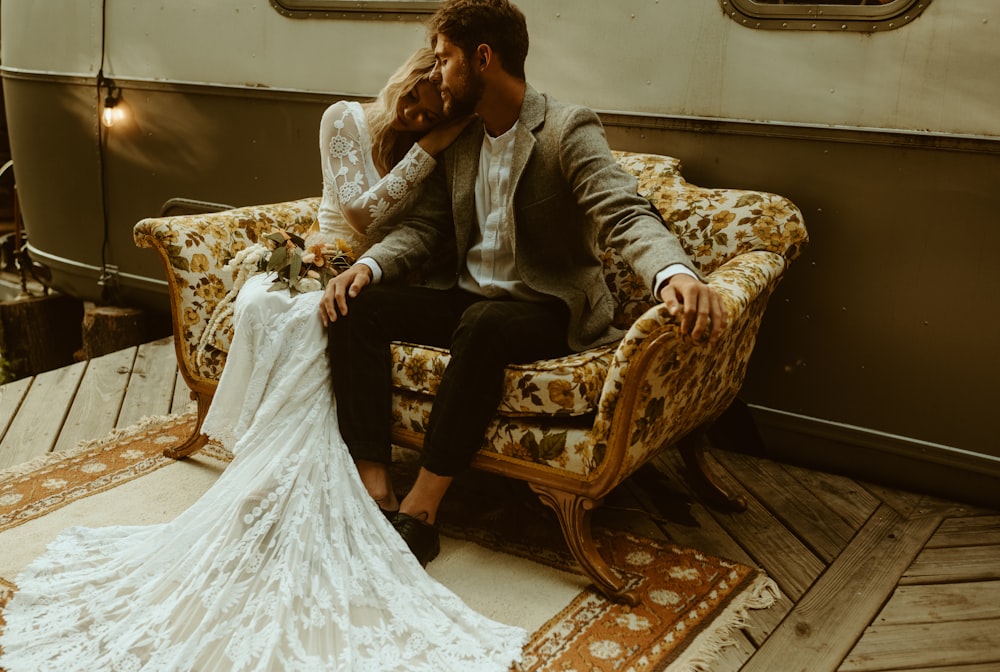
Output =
[{"x1": 452, "y1": 301, "x2": 511, "y2": 349}]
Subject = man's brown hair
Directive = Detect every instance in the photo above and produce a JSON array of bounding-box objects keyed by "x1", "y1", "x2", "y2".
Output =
[{"x1": 428, "y1": 0, "x2": 529, "y2": 80}]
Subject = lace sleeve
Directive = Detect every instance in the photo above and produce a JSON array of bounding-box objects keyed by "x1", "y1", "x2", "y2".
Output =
[{"x1": 320, "y1": 102, "x2": 436, "y2": 235}]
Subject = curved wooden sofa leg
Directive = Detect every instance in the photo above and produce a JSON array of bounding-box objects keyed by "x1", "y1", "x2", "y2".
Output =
[
  {"x1": 528, "y1": 484, "x2": 639, "y2": 606},
  {"x1": 677, "y1": 428, "x2": 747, "y2": 512},
  {"x1": 163, "y1": 390, "x2": 211, "y2": 459}
]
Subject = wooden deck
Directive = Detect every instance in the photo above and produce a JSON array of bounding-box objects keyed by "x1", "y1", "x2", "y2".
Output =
[{"x1": 1, "y1": 336, "x2": 998, "y2": 671}]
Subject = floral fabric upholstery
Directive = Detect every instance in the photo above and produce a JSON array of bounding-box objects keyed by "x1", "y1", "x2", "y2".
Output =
[
  {"x1": 392, "y1": 342, "x2": 617, "y2": 418},
  {"x1": 134, "y1": 151, "x2": 807, "y2": 482},
  {"x1": 135, "y1": 198, "x2": 320, "y2": 389}
]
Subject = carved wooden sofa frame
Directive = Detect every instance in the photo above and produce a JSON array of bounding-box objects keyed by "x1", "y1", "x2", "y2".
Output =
[{"x1": 134, "y1": 151, "x2": 807, "y2": 604}]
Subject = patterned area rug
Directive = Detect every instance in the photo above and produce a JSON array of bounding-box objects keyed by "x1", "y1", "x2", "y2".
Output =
[{"x1": 0, "y1": 413, "x2": 778, "y2": 671}]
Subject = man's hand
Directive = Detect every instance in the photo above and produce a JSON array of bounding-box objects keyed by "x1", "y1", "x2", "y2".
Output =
[
  {"x1": 320, "y1": 263, "x2": 372, "y2": 327},
  {"x1": 658, "y1": 274, "x2": 728, "y2": 346}
]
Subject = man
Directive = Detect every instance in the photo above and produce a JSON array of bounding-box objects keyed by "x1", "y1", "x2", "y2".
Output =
[{"x1": 320, "y1": 0, "x2": 727, "y2": 565}]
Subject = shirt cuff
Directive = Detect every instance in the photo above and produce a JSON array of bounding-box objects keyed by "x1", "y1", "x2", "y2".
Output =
[
  {"x1": 653, "y1": 263, "x2": 697, "y2": 296},
  {"x1": 356, "y1": 257, "x2": 382, "y2": 284}
]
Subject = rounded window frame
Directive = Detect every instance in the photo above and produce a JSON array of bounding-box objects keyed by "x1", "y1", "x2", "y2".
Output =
[
  {"x1": 270, "y1": 0, "x2": 438, "y2": 21},
  {"x1": 719, "y1": 0, "x2": 932, "y2": 32}
]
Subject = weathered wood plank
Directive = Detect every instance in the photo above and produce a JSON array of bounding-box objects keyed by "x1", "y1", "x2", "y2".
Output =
[
  {"x1": 839, "y1": 619, "x2": 1000, "y2": 671},
  {"x1": 775, "y1": 462, "x2": 880, "y2": 530},
  {"x1": 639, "y1": 456, "x2": 755, "y2": 565},
  {"x1": 649, "y1": 450, "x2": 798, "y2": 644},
  {"x1": 0, "y1": 375, "x2": 32, "y2": 442},
  {"x1": 117, "y1": 337, "x2": 179, "y2": 428},
  {"x1": 52, "y1": 347, "x2": 136, "y2": 453},
  {"x1": 926, "y1": 515, "x2": 1000, "y2": 548},
  {"x1": 876, "y1": 581, "x2": 1000, "y2": 624},
  {"x1": 705, "y1": 629, "x2": 756, "y2": 672},
  {"x1": 714, "y1": 449, "x2": 860, "y2": 563},
  {"x1": 599, "y1": 478, "x2": 671, "y2": 542},
  {"x1": 0, "y1": 361, "x2": 86, "y2": 469},
  {"x1": 741, "y1": 504, "x2": 942, "y2": 672},
  {"x1": 687, "y1": 451, "x2": 826, "y2": 602},
  {"x1": 863, "y1": 482, "x2": 984, "y2": 518},
  {"x1": 901, "y1": 545, "x2": 1000, "y2": 584},
  {"x1": 865, "y1": 665, "x2": 1000, "y2": 672},
  {"x1": 170, "y1": 369, "x2": 195, "y2": 416}
]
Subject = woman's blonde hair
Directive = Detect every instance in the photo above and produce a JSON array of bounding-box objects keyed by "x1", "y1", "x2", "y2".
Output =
[{"x1": 366, "y1": 47, "x2": 438, "y2": 174}]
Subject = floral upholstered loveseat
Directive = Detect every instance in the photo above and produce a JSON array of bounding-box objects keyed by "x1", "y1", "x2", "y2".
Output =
[{"x1": 133, "y1": 151, "x2": 807, "y2": 603}]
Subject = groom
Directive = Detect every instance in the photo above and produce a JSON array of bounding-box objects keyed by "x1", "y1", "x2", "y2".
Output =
[{"x1": 321, "y1": 0, "x2": 727, "y2": 565}]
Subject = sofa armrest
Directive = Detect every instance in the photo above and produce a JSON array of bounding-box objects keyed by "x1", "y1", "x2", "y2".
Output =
[
  {"x1": 605, "y1": 151, "x2": 808, "y2": 326},
  {"x1": 133, "y1": 197, "x2": 320, "y2": 390},
  {"x1": 588, "y1": 250, "x2": 787, "y2": 487}
]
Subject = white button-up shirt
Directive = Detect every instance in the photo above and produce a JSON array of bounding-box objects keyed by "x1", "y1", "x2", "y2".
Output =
[{"x1": 457, "y1": 122, "x2": 546, "y2": 300}]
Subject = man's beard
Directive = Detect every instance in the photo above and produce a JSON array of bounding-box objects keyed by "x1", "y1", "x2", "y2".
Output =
[{"x1": 443, "y1": 61, "x2": 483, "y2": 117}]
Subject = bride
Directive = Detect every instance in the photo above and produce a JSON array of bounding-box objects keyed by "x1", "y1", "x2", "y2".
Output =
[{"x1": 0, "y1": 48, "x2": 526, "y2": 671}]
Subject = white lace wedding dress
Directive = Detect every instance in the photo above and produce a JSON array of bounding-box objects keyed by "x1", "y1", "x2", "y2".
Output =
[{"x1": 0, "y1": 102, "x2": 526, "y2": 671}]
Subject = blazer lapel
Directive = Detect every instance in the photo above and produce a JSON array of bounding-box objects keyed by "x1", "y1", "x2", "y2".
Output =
[
  {"x1": 508, "y1": 86, "x2": 545, "y2": 203},
  {"x1": 506, "y1": 86, "x2": 545, "y2": 258}
]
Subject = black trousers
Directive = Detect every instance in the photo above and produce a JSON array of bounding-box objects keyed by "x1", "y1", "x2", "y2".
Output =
[{"x1": 327, "y1": 285, "x2": 571, "y2": 476}]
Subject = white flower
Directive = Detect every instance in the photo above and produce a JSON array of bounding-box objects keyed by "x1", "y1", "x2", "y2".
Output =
[
  {"x1": 329, "y1": 135, "x2": 357, "y2": 163},
  {"x1": 223, "y1": 243, "x2": 269, "y2": 272},
  {"x1": 296, "y1": 277, "x2": 323, "y2": 293},
  {"x1": 386, "y1": 175, "x2": 408, "y2": 200}
]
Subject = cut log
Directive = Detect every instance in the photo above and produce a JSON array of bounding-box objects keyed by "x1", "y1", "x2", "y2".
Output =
[
  {"x1": 78, "y1": 304, "x2": 147, "y2": 361},
  {"x1": 0, "y1": 292, "x2": 84, "y2": 378}
]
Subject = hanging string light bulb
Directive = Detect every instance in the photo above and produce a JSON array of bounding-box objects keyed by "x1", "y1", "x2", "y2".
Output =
[{"x1": 101, "y1": 78, "x2": 125, "y2": 128}]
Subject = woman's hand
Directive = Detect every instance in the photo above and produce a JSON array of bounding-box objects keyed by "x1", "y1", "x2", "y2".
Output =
[{"x1": 417, "y1": 115, "x2": 477, "y2": 155}]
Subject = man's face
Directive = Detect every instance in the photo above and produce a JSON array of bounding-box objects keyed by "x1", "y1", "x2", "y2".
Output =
[{"x1": 431, "y1": 34, "x2": 483, "y2": 117}]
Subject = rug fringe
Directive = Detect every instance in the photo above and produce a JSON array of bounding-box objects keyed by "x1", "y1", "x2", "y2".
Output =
[
  {"x1": 667, "y1": 573, "x2": 780, "y2": 672},
  {"x1": 0, "y1": 412, "x2": 195, "y2": 483}
]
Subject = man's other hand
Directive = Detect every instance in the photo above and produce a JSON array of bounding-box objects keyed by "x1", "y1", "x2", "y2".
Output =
[{"x1": 658, "y1": 274, "x2": 728, "y2": 346}]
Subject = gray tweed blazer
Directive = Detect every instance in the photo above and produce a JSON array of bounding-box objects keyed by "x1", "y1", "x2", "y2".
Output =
[{"x1": 363, "y1": 85, "x2": 699, "y2": 352}]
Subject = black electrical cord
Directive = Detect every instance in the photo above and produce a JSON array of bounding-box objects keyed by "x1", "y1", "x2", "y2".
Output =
[{"x1": 95, "y1": 0, "x2": 120, "y2": 306}]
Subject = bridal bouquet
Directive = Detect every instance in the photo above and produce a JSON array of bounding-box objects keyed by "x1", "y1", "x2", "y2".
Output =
[{"x1": 258, "y1": 229, "x2": 353, "y2": 296}]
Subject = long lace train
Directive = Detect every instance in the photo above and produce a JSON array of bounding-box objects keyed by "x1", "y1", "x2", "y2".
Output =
[{"x1": 0, "y1": 273, "x2": 526, "y2": 671}]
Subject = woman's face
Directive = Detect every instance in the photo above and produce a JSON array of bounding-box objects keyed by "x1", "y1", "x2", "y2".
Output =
[{"x1": 391, "y1": 80, "x2": 445, "y2": 133}]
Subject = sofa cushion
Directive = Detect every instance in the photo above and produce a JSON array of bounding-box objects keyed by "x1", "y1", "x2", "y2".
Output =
[
  {"x1": 391, "y1": 391, "x2": 599, "y2": 475},
  {"x1": 390, "y1": 341, "x2": 618, "y2": 418},
  {"x1": 203, "y1": 310, "x2": 617, "y2": 420}
]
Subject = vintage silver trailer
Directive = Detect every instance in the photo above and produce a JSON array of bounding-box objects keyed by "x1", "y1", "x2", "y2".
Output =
[{"x1": 2, "y1": 0, "x2": 998, "y2": 504}]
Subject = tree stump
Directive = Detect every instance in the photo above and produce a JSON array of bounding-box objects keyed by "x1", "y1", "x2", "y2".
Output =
[
  {"x1": 77, "y1": 304, "x2": 147, "y2": 361},
  {"x1": 0, "y1": 293, "x2": 84, "y2": 378}
]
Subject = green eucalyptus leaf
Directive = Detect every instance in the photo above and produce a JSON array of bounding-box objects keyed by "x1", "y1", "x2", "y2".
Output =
[{"x1": 267, "y1": 246, "x2": 288, "y2": 271}]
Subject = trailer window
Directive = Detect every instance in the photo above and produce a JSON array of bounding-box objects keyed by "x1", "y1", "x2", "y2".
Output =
[
  {"x1": 721, "y1": 0, "x2": 931, "y2": 31},
  {"x1": 271, "y1": 0, "x2": 438, "y2": 20}
]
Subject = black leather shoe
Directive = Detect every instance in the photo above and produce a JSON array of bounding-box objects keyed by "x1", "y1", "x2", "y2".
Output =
[{"x1": 393, "y1": 512, "x2": 440, "y2": 566}]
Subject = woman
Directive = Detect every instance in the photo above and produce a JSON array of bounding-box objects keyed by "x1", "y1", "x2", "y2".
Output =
[{"x1": 0, "y1": 49, "x2": 526, "y2": 671}]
